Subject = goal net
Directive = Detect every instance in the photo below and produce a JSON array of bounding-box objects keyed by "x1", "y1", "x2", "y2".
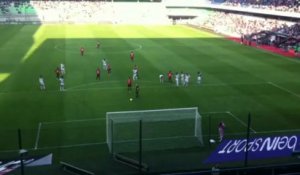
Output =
[{"x1": 106, "y1": 107, "x2": 203, "y2": 154}]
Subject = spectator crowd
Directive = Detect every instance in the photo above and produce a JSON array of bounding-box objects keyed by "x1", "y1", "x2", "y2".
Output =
[
  {"x1": 189, "y1": 10, "x2": 300, "y2": 54},
  {"x1": 221, "y1": 0, "x2": 300, "y2": 13},
  {"x1": 190, "y1": 11, "x2": 295, "y2": 37},
  {"x1": 0, "y1": 0, "x2": 35, "y2": 15},
  {"x1": 0, "y1": 0, "x2": 170, "y2": 24}
]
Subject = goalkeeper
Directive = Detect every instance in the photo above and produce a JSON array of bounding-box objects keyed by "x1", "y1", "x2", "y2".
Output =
[{"x1": 218, "y1": 121, "x2": 225, "y2": 142}]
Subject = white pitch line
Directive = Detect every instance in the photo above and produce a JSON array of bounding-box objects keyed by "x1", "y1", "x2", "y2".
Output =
[
  {"x1": 268, "y1": 81, "x2": 300, "y2": 99},
  {"x1": 201, "y1": 111, "x2": 229, "y2": 115},
  {"x1": 37, "y1": 142, "x2": 106, "y2": 150},
  {"x1": 34, "y1": 122, "x2": 42, "y2": 150},
  {"x1": 43, "y1": 118, "x2": 106, "y2": 125},
  {"x1": 1, "y1": 128, "x2": 300, "y2": 153},
  {"x1": 64, "y1": 81, "x2": 268, "y2": 93},
  {"x1": 66, "y1": 81, "x2": 121, "y2": 90},
  {"x1": 34, "y1": 136, "x2": 196, "y2": 150},
  {"x1": 0, "y1": 81, "x2": 268, "y2": 95},
  {"x1": 65, "y1": 80, "x2": 153, "y2": 91},
  {"x1": 226, "y1": 111, "x2": 257, "y2": 133}
]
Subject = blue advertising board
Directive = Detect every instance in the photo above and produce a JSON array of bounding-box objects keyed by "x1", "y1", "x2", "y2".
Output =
[{"x1": 205, "y1": 135, "x2": 300, "y2": 164}]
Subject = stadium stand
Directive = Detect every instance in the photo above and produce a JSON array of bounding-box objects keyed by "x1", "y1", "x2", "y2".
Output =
[
  {"x1": 0, "y1": 1, "x2": 36, "y2": 15},
  {"x1": 30, "y1": 1, "x2": 169, "y2": 24},
  {"x1": 186, "y1": 9, "x2": 300, "y2": 55},
  {"x1": 188, "y1": 11, "x2": 294, "y2": 37},
  {"x1": 218, "y1": 0, "x2": 300, "y2": 13},
  {"x1": 0, "y1": 1, "x2": 170, "y2": 24}
]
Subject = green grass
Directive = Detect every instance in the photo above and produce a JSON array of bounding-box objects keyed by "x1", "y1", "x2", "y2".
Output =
[{"x1": 0, "y1": 24, "x2": 300, "y2": 174}]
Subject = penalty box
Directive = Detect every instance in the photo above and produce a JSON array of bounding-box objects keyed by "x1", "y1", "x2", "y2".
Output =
[{"x1": 35, "y1": 118, "x2": 106, "y2": 150}]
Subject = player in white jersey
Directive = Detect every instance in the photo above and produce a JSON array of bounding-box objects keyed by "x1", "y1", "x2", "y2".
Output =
[
  {"x1": 60, "y1": 63, "x2": 65, "y2": 76},
  {"x1": 197, "y1": 72, "x2": 202, "y2": 85},
  {"x1": 133, "y1": 68, "x2": 138, "y2": 81},
  {"x1": 175, "y1": 72, "x2": 179, "y2": 87},
  {"x1": 39, "y1": 75, "x2": 46, "y2": 90},
  {"x1": 102, "y1": 59, "x2": 107, "y2": 70},
  {"x1": 180, "y1": 72, "x2": 185, "y2": 86},
  {"x1": 159, "y1": 74, "x2": 164, "y2": 83},
  {"x1": 184, "y1": 73, "x2": 190, "y2": 87},
  {"x1": 59, "y1": 77, "x2": 65, "y2": 91}
]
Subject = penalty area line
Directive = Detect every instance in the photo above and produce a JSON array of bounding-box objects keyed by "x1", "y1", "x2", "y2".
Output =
[
  {"x1": 268, "y1": 81, "x2": 300, "y2": 99},
  {"x1": 226, "y1": 111, "x2": 257, "y2": 133},
  {"x1": 34, "y1": 122, "x2": 42, "y2": 150},
  {"x1": 42, "y1": 118, "x2": 106, "y2": 125},
  {"x1": 201, "y1": 111, "x2": 229, "y2": 115},
  {"x1": 36, "y1": 142, "x2": 106, "y2": 150}
]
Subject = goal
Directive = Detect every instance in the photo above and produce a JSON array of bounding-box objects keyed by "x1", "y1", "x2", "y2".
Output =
[{"x1": 106, "y1": 107, "x2": 203, "y2": 154}]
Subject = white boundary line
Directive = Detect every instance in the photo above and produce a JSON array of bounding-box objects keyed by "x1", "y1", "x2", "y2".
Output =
[
  {"x1": 66, "y1": 81, "x2": 268, "y2": 91},
  {"x1": 34, "y1": 122, "x2": 42, "y2": 150},
  {"x1": 226, "y1": 111, "x2": 257, "y2": 133},
  {"x1": 22, "y1": 136, "x2": 196, "y2": 151},
  {"x1": 201, "y1": 111, "x2": 229, "y2": 115},
  {"x1": 62, "y1": 81, "x2": 269, "y2": 93},
  {"x1": 43, "y1": 118, "x2": 106, "y2": 125},
  {"x1": 0, "y1": 81, "x2": 269, "y2": 95},
  {"x1": 268, "y1": 81, "x2": 300, "y2": 99},
  {"x1": 37, "y1": 142, "x2": 106, "y2": 150},
  {"x1": 1, "y1": 128, "x2": 300, "y2": 153},
  {"x1": 66, "y1": 81, "x2": 121, "y2": 90},
  {"x1": 65, "y1": 80, "x2": 153, "y2": 91}
]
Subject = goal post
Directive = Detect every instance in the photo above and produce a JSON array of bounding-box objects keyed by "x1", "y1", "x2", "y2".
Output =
[{"x1": 106, "y1": 107, "x2": 203, "y2": 154}]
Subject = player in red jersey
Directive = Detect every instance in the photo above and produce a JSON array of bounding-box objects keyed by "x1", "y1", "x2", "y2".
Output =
[
  {"x1": 96, "y1": 67, "x2": 101, "y2": 80},
  {"x1": 130, "y1": 51, "x2": 134, "y2": 61},
  {"x1": 168, "y1": 70, "x2": 173, "y2": 83},
  {"x1": 127, "y1": 77, "x2": 132, "y2": 91},
  {"x1": 55, "y1": 67, "x2": 61, "y2": 79},
  {"x1": 80, "y1": 47, "x2": 85, "y2": 56}
]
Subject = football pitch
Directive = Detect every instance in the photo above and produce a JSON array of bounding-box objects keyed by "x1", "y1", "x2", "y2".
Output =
[{"x1": 0, "y1": 24, "x2": 300, "y2": 174}]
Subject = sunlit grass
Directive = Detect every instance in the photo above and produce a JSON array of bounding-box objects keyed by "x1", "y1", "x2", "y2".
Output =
[
  {"x1": 0, "y1": 73, "x2": 10, "y2": 83},
  {"x1": 21, "y1": 24, "x2": 217, "y2": 62}
]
